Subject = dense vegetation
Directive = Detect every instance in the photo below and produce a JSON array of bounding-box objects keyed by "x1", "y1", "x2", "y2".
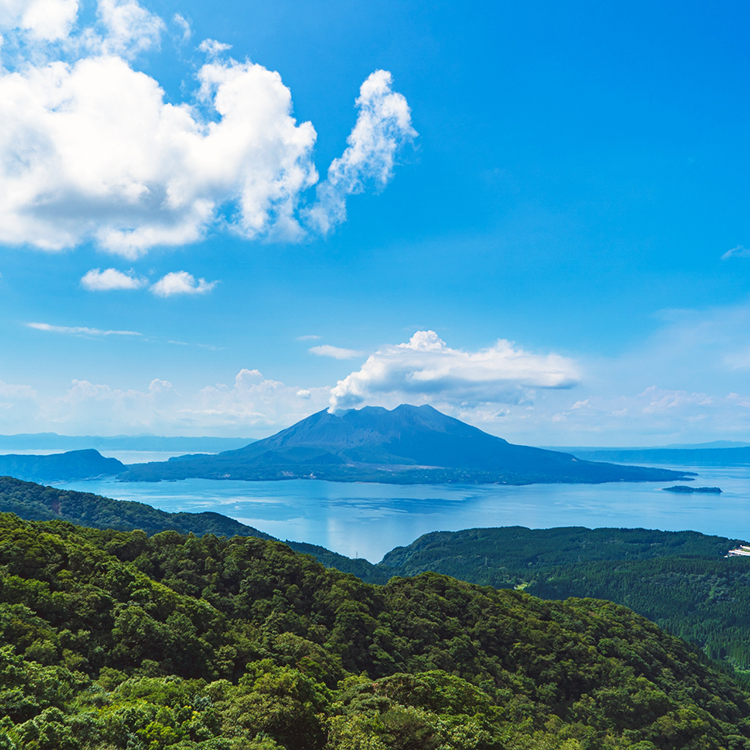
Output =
[
  {"x1": 8, "y1": 476, "x2": 750, "y2": 675},
  {"x1": 370, "y1": 528, "x2": 750, "y2": 672},
  {"x1": 0, "y1": 476, "x2": 273, "y2": 540},
  {"x1": 2, "y1": 513, "x2": 750, "y2": 748}
]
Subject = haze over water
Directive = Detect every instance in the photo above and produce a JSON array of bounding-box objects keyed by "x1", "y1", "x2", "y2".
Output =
[{"x1": 55, "y1": 464, "x2": 750, "y2": 562}]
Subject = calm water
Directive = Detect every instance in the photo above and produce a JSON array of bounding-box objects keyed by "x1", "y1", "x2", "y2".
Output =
[{"x1": 53, "y1": 464, "x2": 750, "y2": 562}]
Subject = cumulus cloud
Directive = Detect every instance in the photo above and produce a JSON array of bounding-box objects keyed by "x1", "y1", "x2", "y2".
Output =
[
  {"x1": 40, "y1": 377, "x2": 180, "y2": 431},
  {"x1": 309, "y1": 344, "x2": 364, "y2": 360},
  {"x1": 27, "y1": 321, "x2": 141, "y2": 335},
  {"x1": 81, "y1": 267, "x2": 147, "y2": 290},
  {"x1": 172, "y1": 12, "x2": 190, "y2": 42},
  {"x1": 329, "y1": 330, "x2": 580, "y2": 412},
  {"x1": 0, "y1": 367, "x2": 330, "y2": 435},
  {"x1": 192, "y1": 369, "x2": 329, "y2": 430},
  {"x1": 304, "y1": 70, "x2": 417, "y2": 235},
  {"x1": 197, "y1": 38, "x2": 230, "y2": 56},
  {"x1": 0, "y1": 0, "x2": 79, "y2": 41},
  {"x1": 722, "y1": 245, "x2": 750, "y2": 260},
  {"x1": 151, "y1": 271, "x2": 216, "y2": 296},
  {"x1": 0, "y1": 1, "x2": 414, "y2": 257},
  {"x1": 541, "y1": 386, "x2": 748, "y2": 444}
]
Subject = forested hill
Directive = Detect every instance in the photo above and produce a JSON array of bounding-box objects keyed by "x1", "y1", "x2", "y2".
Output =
[
  {"x1": 7, "y1": 475, "x2": 750, "y2": 675},
  {"x1": 118, "y1": 404, "x2": 690, "y2": 484},
  {"x1": 0, "y1": 475, "x2": 274, "y2": 539},
  {"x1": 371, "y1": 527, "x2": 750, "y2": 672},
  {"x1": 2, "y1": 512, "x2": 750, "y2": 749}
]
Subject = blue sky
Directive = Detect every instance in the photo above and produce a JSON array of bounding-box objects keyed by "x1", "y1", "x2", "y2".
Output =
[{"x1": 1, "y1": 0, "x2": 750, "y2": 444}]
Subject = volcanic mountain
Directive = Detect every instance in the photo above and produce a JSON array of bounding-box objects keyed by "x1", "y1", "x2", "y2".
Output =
[{"x1": 118, "y1": 404, "x2": 689, "y2": 484}]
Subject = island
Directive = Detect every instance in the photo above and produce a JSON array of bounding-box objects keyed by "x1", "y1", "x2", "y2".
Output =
[{"x1": 662, "y1": 485, "x2": 722, "y2": 494}]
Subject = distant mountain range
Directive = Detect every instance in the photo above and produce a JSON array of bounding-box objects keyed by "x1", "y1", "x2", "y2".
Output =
[
  {"x1": 0, "y1": 449, "x2": 125, "y2": 482},
  {"x1": 569, "y1": 446, "x2": 750, "y2": 465},
  {"x1": 117, "y1": 404, "x2": 689, "y2": 484},
  {"x1": 0, "y1": 433, "x2": 254, "y2": 452}
]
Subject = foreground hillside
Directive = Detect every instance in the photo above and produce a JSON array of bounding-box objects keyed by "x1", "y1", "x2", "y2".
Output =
[
  {"x1": 6, "y1": 475, "x2": 750, "y2": 676},
  {"x1": 0, "y1": 475, "x2": 273, "y2": 539},
  {"x1": 370, "y1": 528, "x2": 750, "y2": 672},
  {"x1": 119, "y1": 404, "x2": 689, "y2": 484},
  {"x1": 1, "y1": 513, "x2": 750, "y2": 749}
]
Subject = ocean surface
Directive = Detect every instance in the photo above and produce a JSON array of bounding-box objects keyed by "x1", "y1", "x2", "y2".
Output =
[{"x1": 53, "y1": 464, "x2": 750, "y2": 562}]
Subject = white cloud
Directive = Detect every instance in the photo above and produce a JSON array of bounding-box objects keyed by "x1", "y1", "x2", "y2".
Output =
[
  {"x1": 81, "y1": 267, "x2": 147, "y2": 290},
  {"x1": 94, "y1": 0, "x2": 164, "y2": 58},
  {"x1": 329, "y1": 330, "x2": 580, "y2": 412},
  {"x1": 722, "y1": 245, "x2": 750, "y2": 260},
  {"x1": 192, "y1": 369, "x2": 329, "y2": 430},
  {"x1": 151, "y1": 271, "x2": 216, "y2": 297},
  {"x1": 0, "y1": 368, "x2": 330, "y2": 435},
  {"x1": 304, "y1": 70, "x2": 417, "y2": 235},
  {"x1": 197, "y1": 38, "x2": 230, "y2": 56},
  {"x1": 0, "y1": 0, "x2": 79, "y2": 41},
  {"x1": 0, "y1": 377, "x2": 36, "y2": 400},
  {"x1": 0, "y1": 3, "x2": 414, "y2": 257},
  {"x1": 297, "y1": 334, "x2": 321, "y2": 341},
  {"x1": 539, "y1": 386, "x2": 748, "y2": 445},
  {"x1": 40, "y1": 376, "x2": 180, "y2": 431},
  {"x1": 27, "y1": 321, "x2": 141, "y2": 335},
  {"x1": 172, "y1": 12, "x2": 190, "y2": 42},
  {"x1": 309, "y1": 344, "x2": 364, "y2": 360}
]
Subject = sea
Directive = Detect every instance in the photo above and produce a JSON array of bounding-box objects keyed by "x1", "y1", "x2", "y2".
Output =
[{"x1": 50, "y1": 460, "x2": 750, "y2": 563}]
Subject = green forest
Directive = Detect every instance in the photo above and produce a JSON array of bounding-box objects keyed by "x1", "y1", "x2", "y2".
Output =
[
  {"x1": 3, "y1": 511, "x2": 750, "y2": 749},
  {"x1": 6, "y1": 477, "x2": 750, "y2": 679},
  {"x1": 369, "y1": 528, "x2": 750, "y2": 674}
]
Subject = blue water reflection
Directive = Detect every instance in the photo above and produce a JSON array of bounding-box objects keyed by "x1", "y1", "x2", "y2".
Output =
[{"x1": 55, "y1": 464, "x2": 750, "y2": 562}]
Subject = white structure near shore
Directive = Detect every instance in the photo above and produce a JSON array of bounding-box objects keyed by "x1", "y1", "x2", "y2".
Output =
[{"x1": 726, "y1": 546, "x2": 750, "y2": 557}]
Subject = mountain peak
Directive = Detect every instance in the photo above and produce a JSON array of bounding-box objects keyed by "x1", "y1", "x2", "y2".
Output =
[{"x1": 119, "y1": 403, "x2": 690, "y2": 486}]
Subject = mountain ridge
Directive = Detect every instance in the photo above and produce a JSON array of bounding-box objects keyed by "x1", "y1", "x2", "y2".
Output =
[
  {"x1": 120, "y1": 404, "x2": 690, "y2": 484},
  {"x1": 0, "y1": 448, "x2": 124, "y2": 482}
]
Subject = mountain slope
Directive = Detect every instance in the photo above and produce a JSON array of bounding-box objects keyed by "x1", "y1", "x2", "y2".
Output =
[
  {"x1": 6, "y1": 476, "x2": 750, "y2": 675},
  {"x1": 0, "y1": 448, "x2": 124, "y2": 481},
  {"x1": 120, "y1": 404, "x2": 690, "y2": 484},
  {"x1": 2, "y1": 512, "x2": 750, "y2": 749},
  {"x1": 0, "y1": 475, "x2": 274, "y2": 538}
]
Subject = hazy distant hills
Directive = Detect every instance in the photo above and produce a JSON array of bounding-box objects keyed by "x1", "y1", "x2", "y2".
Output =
[
  {"x1": 0, "y1": 449, "x2": 124, "y2": 482},
  {"x1": 0, "y1": 433, "x2": 254, "y2": 452},
  {"x1": 119, "y1": 404, "x2": 688, "y2": 484},
  {"x1": 570, "y1": 446, "x2": 750, "y2": 465}
]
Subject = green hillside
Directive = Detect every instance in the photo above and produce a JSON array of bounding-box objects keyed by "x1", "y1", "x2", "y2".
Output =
[
  {"x1": 371, "y1": 528, "x2": 750, "y2": 673},
  {"x1": 6, "y1": 475, "x2": 750, "y2": 677},
  {"x1": 0, "y1": 475, "x2": 274, "y2": 539},
  {"x1": 2, "y1": 513, "x2": 750, "y2": 749}
]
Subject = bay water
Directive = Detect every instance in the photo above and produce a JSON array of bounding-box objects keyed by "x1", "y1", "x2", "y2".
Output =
[{"x1": 53, "y1": 464, "x2": 750, "y2": 562}]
